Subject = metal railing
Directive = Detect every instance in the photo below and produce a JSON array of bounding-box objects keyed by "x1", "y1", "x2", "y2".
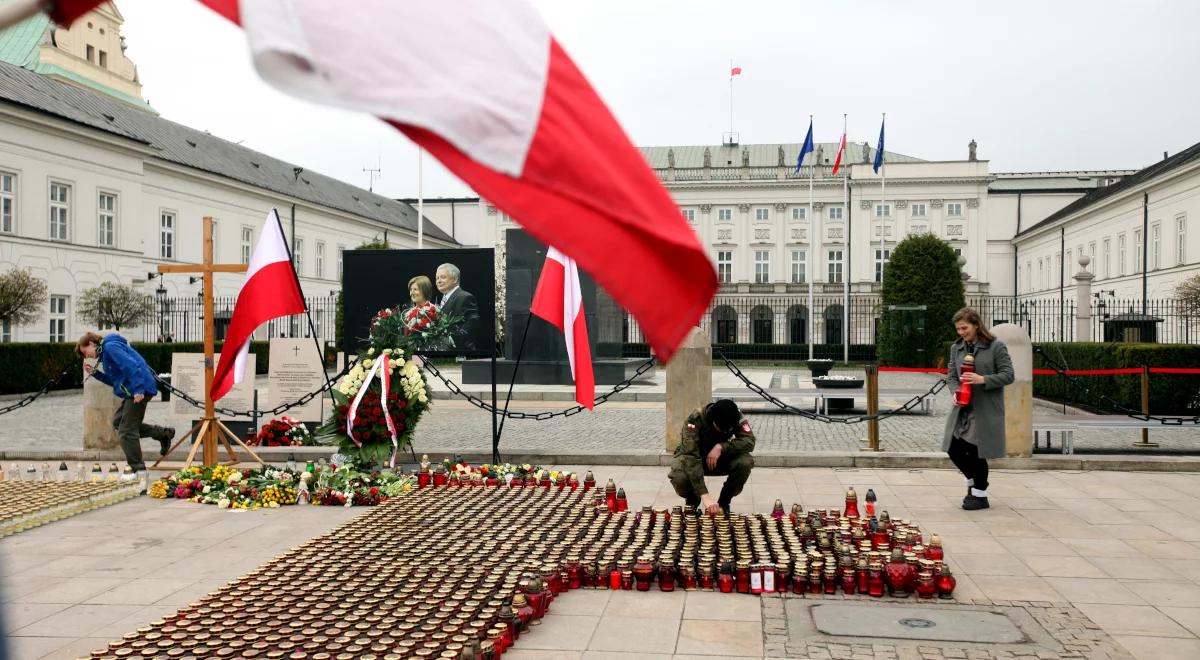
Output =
[{"x1": 136, "y1": 296, "x2": 339, "y2": 343}]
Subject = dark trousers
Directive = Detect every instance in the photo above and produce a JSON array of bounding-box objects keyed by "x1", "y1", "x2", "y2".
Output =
[
  {"x1": 668, "y1": 452, "x2": 754, "y2": 507},
  {"x1": 112, "y1": 398, "x2": 169, "y2": 472},
  {"x1": 947, "y1": 436, "x2": 989, "y2": 492}
]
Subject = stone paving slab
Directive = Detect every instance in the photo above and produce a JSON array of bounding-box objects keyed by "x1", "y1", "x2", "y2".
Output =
[{"x1": 2, "y1": 466, "x2": 1200, "y2": 659}]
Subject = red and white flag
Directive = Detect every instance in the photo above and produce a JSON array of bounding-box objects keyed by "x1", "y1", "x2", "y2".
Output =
[
  {"x1": 730, "y1": 66, "x2": 742, "y2": 77},
  {"x1": 531, "y1": 247, "x2": 594, "y2": 409},
  {"x1": 210, "y1": 209, "x2": 306, "y2": 401},
  {"x1": 832, "y1": 130, "x2": 848, "y2": 175},
  {"x1": 29, "y1": 0, "x2": 722, "y2": 364}
]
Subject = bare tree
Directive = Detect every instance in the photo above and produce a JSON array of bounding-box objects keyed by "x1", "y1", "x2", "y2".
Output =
[
  {"x1": 1178, "y1": 273, "x2": 1200, "y2": 314},
  {"x1": 0, "y1": 267, "x2": 48, "y2": 326},
  {"x1": 77, "y1": 282, "x2": 154, "y2": 331}
]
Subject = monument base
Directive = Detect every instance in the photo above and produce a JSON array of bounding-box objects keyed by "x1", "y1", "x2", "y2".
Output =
[{"x1": 460, "y1": 358, "x2": 652, "y2": 385}]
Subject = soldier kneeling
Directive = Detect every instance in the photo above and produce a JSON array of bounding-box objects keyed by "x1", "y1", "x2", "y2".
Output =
[{"x1": 669, "y1": 399, "x2": 755, "y2": 515}]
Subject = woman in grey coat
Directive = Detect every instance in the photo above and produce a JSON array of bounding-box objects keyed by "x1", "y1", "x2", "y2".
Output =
[{"x1": 943, "y1": 308, "x2": 1014, "y2": 510}]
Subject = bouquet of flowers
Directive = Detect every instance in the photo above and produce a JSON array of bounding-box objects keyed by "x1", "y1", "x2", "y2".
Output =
[
  {"x1": 367, "y1": 303, "x2": 462, "y2": 354},
  {"x1": 251, "y1": 417, "x2": 314, "y2": 447},
  {"x1": 309, "y1": 463, "x2": 414, "y2": 506},
  {"x1": 147, "y1": 465, "x2": 300, "y2": 510}
]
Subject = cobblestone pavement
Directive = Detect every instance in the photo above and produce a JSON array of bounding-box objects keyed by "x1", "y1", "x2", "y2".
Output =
[{"x1": 0, "y1": 368, "x2": 1189, "y2": 456}]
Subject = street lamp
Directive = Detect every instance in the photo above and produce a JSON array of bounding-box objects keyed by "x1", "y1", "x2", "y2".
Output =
[{"x1": 155, "y1": 283, "x2": 167, "y2": 341}]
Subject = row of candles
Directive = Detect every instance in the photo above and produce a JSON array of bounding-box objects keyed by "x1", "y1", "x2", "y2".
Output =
[
  {"x1": 92, "y1": 476, "x2": 956, "y2": 659},
  {"x1": 0, "y1": 461, "x2": 140, "y2": 483}
]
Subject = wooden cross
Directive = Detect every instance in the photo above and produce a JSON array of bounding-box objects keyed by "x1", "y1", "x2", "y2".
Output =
[{"x1": 152, "y1": 217, "x2": 263, "y2": 468}]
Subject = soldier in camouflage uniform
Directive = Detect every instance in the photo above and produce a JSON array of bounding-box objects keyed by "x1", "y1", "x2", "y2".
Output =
[{"x1": 668, "y1": 399, "x2": 755, "y2": 515}]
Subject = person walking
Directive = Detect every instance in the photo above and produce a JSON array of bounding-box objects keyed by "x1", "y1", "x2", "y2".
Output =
[
  {"x1": 77, "y1": 332, "x2": 175, "y2": 482},
  {"x1": 943, "y1": 308, "x2": 1014, "y2": 511}
]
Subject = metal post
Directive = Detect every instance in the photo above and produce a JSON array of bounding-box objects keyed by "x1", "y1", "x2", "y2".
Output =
[
  {"x1": 864, "y1": 364, "x2": 880, "y2": 451},
  {"x1": 1133, "y1": 365, "x2": 1157, "y2": 448}
]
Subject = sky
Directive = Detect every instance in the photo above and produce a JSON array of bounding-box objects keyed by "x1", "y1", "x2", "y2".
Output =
[{"x1": 117, "y1": 0, "x2": 1200, "y2": 200}]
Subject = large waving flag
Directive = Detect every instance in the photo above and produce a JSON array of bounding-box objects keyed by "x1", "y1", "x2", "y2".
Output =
[
  {"x1": 832, "y1": 130, "x2": 848, "y2": 175},
  {"x1": 873, "y1": 116, "x2": 886, "y2": 174},
  {"x1": 795, "y1": 119, "x2": 814, "y2": 173},
  {"x1": 210, "y1": 209, "x2": 306, "y2": 401},
  {"x1": 531, "y1": 247, "x2": 594, "y2": 409},
  {"x1": 40, "y1": 0, "x2": 716, "y2": 364}
]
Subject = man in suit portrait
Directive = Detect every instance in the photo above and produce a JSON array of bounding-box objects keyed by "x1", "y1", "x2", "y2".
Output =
[{"x1": 435, "y1": 262, "x2": 479, "y2": 350}]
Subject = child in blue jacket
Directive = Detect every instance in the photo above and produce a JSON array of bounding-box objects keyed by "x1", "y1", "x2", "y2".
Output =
[{"x1": 76, "y1": 332, "x2": 174, "y2": 476}]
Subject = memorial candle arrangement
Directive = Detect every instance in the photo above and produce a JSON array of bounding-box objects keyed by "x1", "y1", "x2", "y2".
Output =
[{"x1": 93, "y1": 482, "x2": 953, "y2": 658}]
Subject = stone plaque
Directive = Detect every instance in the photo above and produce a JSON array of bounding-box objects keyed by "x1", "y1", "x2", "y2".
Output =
[
  {"x1": 268, "y1": 339, "x2": 327, "y2": 422},
  {"x1": 811, "y1": 603, "x2": 1023, "y2": 643},
  {"x1": 171, "y1": 352, "x2": 255, "y2": 418}
]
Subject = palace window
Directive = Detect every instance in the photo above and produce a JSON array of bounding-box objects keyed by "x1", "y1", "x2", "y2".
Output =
[
  {"x1": 293, "y1": 237, "x2": 304, "y2": 276},
  {"x1": 754, "y1": 250, "x2": 770, "y2": 283},
  {"x1": 0, "y1": 172, "x2": 14, "y2": 233},
  {"x1": 874, "y1": 248, "x2": 891, "y2": 283},
  {"x1": 790, "y1": 250, "x2": 807, "y2": 284},
  {"x1": 755, "y1": 208, "x2": 769, "y2": 221},
  {"x1": 49, "y1": 181, "x2": 70, "y2": 241},
  {"x1": 159, "y1": 211, "x2": 175, "y2": 259},
  {"x1": 681, "y1": 208, "x2": 695, "y2": 222},
  {"x1": 1151, "y1": 223, "x2": 1161, "y2": 270},
  {"x1": 49, "y1": 295, "x2": 68, "y2": 342},
  {"x1": 97, "y1": 191, "x2": 116, "y2": 246},
  {"x1": 315, "y1": 241, "x2": 326, "y2": 278},
  {"x1": 717, "y1": 250, "x2": 732, "y2": 283},
  {"x1": 791, "y1": 207, "x2": 806, "y2": 221},
  {"x1": 717, "y1": 208, "x2": 732, "y2": 222},
  {"x1": 910, "y1": 203, "x2": 927, "y2": 217},
  {"x1": 875, "y1": 204, "x2": 891, "y2": 218},
  {"x1": 827, "y1": 206, "x2": 843, "y2": 220},
  {"x1": 1177, "y1": 214, "x2": 1187, "y2": 265},
  {"x1": 946, "y1": 202, "x2": 962, "y2": 216},
  {"x1": 1118, "y1": 233, "x2": 1126, "y2": 276},
  {"x1": 1134, "y1": 229, "x2": 1143, "y2": 273},
  {"x1": 241, "y1": 226, "x2": 253, "y2": 264},
  {"x1": 827, "y1": 250, "x2": 844, "y2": 283}
]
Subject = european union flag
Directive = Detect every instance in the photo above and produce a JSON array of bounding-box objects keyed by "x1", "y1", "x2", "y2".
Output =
[
  {"x1": 873, "y1": 117, "x2": 885, "y2": 174},
  {"x1": 795, "y1": 120, "x2": 814, "y2": 174}
]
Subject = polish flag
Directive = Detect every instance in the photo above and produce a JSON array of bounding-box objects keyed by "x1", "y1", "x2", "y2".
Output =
[
  {"x1": 531, "y1": 247, "x2": 594, "y2": 409},
  {"x1": 35, "y1": 0, "x2": 717, "y2": 363},
  {"x1": 730, "y1": 66, "x2": 742, "y2": 77},
  {"x1": 832, "y1": 131, "x2": 848, "y2": 175},
  {"x1": 210, "y1": 209, "x2": 306, "y2": 401}
]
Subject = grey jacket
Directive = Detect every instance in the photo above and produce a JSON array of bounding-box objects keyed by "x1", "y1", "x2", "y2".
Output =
[{"x1": 942, "y1": 338, "x2": 1015, "y2": 459}]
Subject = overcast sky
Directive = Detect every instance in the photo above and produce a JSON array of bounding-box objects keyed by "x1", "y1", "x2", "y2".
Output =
[{"x1": 118, "y1": 0, "x2": 1199, "y2": 199}]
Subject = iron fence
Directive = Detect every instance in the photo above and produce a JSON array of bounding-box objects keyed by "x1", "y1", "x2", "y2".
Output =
[
  {"x1": 136, "y1": 296, "x2": 339, "y2": 344},
  {"x1": 621, "y1": 295, "x2": 1199, "y2": 360}
]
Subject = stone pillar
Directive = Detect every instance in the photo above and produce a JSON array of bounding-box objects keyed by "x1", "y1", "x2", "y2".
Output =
[
  {"x1": 991, "y1": 323, "x2": 1033, "y2": 457},
  {"x1": 1074, "y1": 255, "x2": 1094, "y2": 342},
  {"x1": 665, "y1": 327, "x2": 712, "y2": 454},
  {"x1": 83, "y1": 357, "x2": 121, "y2": 450}
]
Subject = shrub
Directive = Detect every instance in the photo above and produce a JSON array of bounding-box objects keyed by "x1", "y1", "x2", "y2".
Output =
[
  {"x1": 0, "y1": 340, "x2": 271, "y2": 395},
  {"x1": 878, "y1": 234, "x2": 966, "y2": 367},
  {"x1": 1033, "y1": 342, "x2": 1200, "y2": 414}
]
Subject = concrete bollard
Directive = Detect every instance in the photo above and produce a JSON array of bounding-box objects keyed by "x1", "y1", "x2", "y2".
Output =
[
  {"x1": 82, "y1": 357, "x2": 121, "y2": 450},
  {"x1": 665, "y1": 327, "x2": 712, "y2": 454},
  {"x1": 991, "y1": 323, "x2": 1033, "y2": 457}
]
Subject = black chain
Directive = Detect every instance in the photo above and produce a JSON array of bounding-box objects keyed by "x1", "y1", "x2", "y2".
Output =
[
  {"x1": 152, "y1": 358, "x2": 359, "y2": 419},
  {"x1": 419, "y1": 356, "x2": 658, "y2": 420},
  {"x1": 715, "y1": 348, "x2": 948, "y2": 424},
  {"x1": 0, "y1": 364, "x2": 76, "y2": 416},
  {"x1": 1033, "y1": 347, "x2": 1200, "y2": 425}
]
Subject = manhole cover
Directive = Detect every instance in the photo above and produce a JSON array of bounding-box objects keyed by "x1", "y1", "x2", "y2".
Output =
[
  {"x1": 899, "y1": 618, "x2": 936, "y2": 629},
  {"x1": 811, "y1": 604, "x2": 1025, "y2": 643}
]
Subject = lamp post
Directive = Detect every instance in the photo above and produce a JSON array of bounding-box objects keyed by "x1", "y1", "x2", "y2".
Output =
[{"x1": 156, "y1": 283, "x2": 167, "y2": 341}]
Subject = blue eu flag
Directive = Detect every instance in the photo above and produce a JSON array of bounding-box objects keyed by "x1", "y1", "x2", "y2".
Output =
[
  {"x1": 873, "y1": 118, "x2": 885, "y2": 174},
  {"x1": 795, "y1": 120, "x2": 814, "y2": 174}
]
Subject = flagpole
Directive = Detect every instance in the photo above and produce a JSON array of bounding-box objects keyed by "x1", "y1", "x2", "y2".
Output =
[
  {"x1": 807, "y1": 115, "x2": 815, "y2": 361},
  {"x1": 729, "y1": 60, "x2": 734, "y2": 137},
  {"x1": 417, "y1": 147, "x2": 424, "y2": 249},
  {"x1": 842, "y1": 114, "x2": 850, "y2": 365},
  {"x1": 879, "y1": 112, "x2": 886, "y2": 287}
]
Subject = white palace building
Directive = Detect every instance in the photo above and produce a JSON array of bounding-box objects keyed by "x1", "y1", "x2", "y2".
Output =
[
  {"x1": 0, "y1": 4, "x2": 455, "y2": 344},
  {"x1": 420, "y1": 137, "x2": 1199, "y2": 345}
]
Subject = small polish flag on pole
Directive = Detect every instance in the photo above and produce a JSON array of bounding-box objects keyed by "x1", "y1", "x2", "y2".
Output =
[
  {"x1": 832, "y1": 119, "x2": 848, "y2": 175},
  {"x1": 730, "y1": 65, "x2": 742, "y2": 77},
  {"x1": 211, "y1": 209, "x2": 306, "y2": 401},
  {"x1": 531, "y1": 247, "x2": 594, "y2": 409}
]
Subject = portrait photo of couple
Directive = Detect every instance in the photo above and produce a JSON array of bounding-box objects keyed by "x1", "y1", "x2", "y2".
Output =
[{"x1": 403, "y1": 262, "x2": 480, "y2": 351}]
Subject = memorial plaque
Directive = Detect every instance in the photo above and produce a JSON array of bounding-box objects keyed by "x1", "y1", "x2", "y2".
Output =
[
  {"x1": 268, "y1": 339, "x2": 326, "y2": 422},
  {"x1": 170, "y1": 352, "x2": 255, "y2": 419}
]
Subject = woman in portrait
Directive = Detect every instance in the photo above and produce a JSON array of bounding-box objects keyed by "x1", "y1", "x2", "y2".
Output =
[{"x1": 404, "y1": 274, "x2": 451, "y2": 350}]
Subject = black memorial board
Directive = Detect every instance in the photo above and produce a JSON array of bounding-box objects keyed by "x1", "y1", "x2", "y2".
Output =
[{"x1": 342, "y1": 248, "x2": 496, "y2": 358}]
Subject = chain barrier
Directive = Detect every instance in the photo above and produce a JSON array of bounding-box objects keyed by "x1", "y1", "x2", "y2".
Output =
[
  {"x1": 1032, "y1": 346, "x2": 1200, "y2": 425},
  {"x1": 419, "y1": 356, "x2": 658, "y2": 420},
  {"x1": 153, "y1": 357, "x2": 360, "y2": 419},
  {"x1": 0, "y1": 364, "x2": 77, "y2": 416},
  {"x1": 715, "y1": 348, "x2": 948, "y2": 424}
]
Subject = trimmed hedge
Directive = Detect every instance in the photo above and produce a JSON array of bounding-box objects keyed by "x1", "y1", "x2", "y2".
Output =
[
  {"x1": 1033, "y1": 343, "x2": 1200, "y2": 415},
  {"x1": 878, "y1": 234, "x2": 966, "y2": 368},
  {"x1": 622, "y1": 342, "x2": 876, "y2": 363},
  {"x1": 0, "y1": 341, "x2": 273, "y2": 395}
]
